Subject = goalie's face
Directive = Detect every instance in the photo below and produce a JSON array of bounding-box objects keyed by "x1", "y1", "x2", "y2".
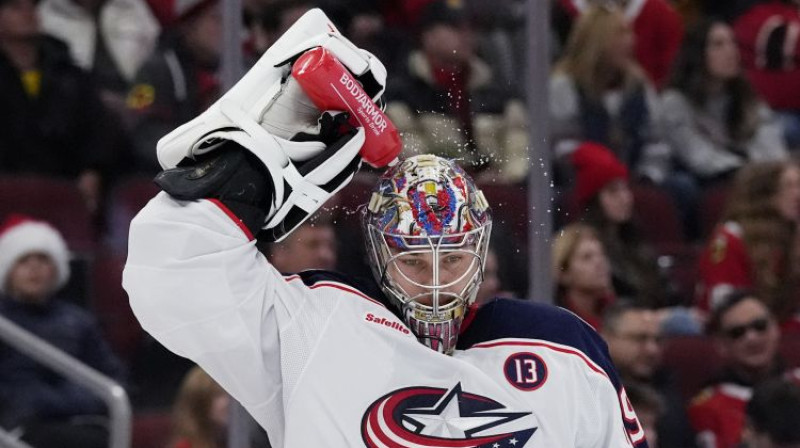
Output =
[
  {"x1": 375, "y1": 233, "x2": 487, "y2": 355},
  {"x1": 389, "y1": 249, "x2": 480, "y2": 304},
  {"x1": 363, "y1": 155, "x2": 492, "y2": 355}
]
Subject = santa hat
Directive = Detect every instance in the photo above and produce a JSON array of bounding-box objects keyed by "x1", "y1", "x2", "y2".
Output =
[
  {"x1": 146, "y1": 0, "x2": 218, "y2": 27},
  {"x1": 0, "y1": 214, "x2": 70, "y2": 294},
  {"x1": 571, "y1": 142, "x2": 629, "y2": 207}
]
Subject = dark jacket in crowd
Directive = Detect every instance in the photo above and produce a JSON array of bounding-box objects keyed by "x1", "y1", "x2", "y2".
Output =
[
  {"x1": 0, "y1": 295, "x2": 125, "y2": 428},
  {"x1": 385, "y1": 51, "x2": 529, "y2": 182},
  {"x1": 0, "y1": 36, "x2": 127, "y2": 178},
  {"x1": 127, "y1": 33, "x2": 220, "y2": 174},
  {"x1": 650, "y1": 368, "x2": 698, "y2": 448}
]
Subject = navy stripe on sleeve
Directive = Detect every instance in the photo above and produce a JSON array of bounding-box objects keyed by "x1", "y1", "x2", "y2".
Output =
[{"x1": 459, "y1": 298, "x2": 648, "y2": 448}]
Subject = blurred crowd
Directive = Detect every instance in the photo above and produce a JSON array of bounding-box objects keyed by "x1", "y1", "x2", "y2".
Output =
[{"x1": 1, "y1": 0, "x2": 800, "y2": 447}]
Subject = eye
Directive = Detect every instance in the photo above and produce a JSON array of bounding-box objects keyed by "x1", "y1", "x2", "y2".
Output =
[
  {"x1": 400, "y1": 258, "x2": 421, "y2": 267},
  {"x1": 443, "y1": 254, "x2": 463, "y2": 265}
]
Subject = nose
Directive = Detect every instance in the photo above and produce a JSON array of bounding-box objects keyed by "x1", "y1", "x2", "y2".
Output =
[
  {"x1": 437, "y1": 268, "x2": 462, "y2": 286},
  {"x1": 316, "y1": 246, "x2": 336, "y2": 269},
  {"x1": 741, "y1": 326, "x2": 765, "y2": 342},
  {"x1": 644, "y1": 339, "x2": 662, "y2": 357},
  {"x1": 408, "y1": 266, "x2": 460, "y2": 287}
]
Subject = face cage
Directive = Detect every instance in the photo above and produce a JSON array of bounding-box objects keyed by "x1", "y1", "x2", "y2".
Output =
[{"x1": 365, "y1": 223, "x2": 491, "y2": 355}]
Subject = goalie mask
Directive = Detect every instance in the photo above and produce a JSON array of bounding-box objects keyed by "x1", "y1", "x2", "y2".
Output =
[{"x1": 364, "y1": 155, "x2": 491, "y2": 355}]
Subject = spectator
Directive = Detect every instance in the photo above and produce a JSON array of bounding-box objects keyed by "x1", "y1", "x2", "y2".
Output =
[
  {"x1": 743, "y1": 377, "x2": 800, "y2": 448},
  {"x1": 625, "y1": 381, "x2": 666, "y2": 448},
  {"x1": 0, "y1": 215, "x2": 125, "y2": 448},
  {"x1": 556, "y1": 0, "x2": 684, "y2": 89},
  {"x1": 550, "y1": 4, "x2": 672, "y2": 186},
  {"x1": 37, "y1": 0, "x2": 159, "y2": 115},
  {"x1": 571, "y1": 142, "x2": 672, "y2": 308},
  {"x1": 602, "y1": 301, "x2": 697, "y2": 448},
  {"x1": 169, "y1": 365, "x2": 230, "y2": 448},
  {"x1": 734, "y1": 0, "x2": 800, "y2": 150},
  {"x1": 0, "y1": 0, "x2": 130, "y2": 213},
  {"x1": 318, "y1": 0, "x2": 411, "y2": 76},
  {"x1": 662, "y1": 18, "x2": 788, "y2": 186},
  {"x1": 688, "y1": 290, "x2": 800, "y2": 448},
  {"x1": 602, "y1": 301, "x2": 663, "y2": 381},
  {"x1": 262, "y1": 213, "x2": 337, "y2": 274},
  {"x1": 552, "y1": 223, "x2": 616, "y2": 330},
  {"x1": 382, "y1": 0, "x2": 436, "y2": 28},
  {"x1": 244, "y1": 0, "x2": 314, "y2": 59},
  {"x1": 126, "y1": 0, "x2": 221, "y2": 174},
  {"x1": 463, "y1": 0, "x2": 526, "y2": 89},
  {"x1": 696, "y1": 161, "x2": 800, "y2": 331},
  {"x1": 385, "y1": 0, "x2": 528, "y2": 182}
]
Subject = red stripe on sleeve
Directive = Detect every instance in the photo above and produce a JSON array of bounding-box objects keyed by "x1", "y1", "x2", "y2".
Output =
[{"x1": 206, "y1": 199, "x2": 255, "y2": 241}]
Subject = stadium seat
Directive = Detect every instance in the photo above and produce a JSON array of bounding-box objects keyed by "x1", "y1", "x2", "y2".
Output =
[
  {"x1": 554, "y1": 182, "x2": 684, "y2": 248},
  {"x1": 332, "y1": 174, "x2": 373, "y2": 226},
  {"x1": 90, "y1": 249, "x2": 143, "y2": 365},
  {"x1": 554, "y1": 187, "x2": 580, "y2": 230},
  {"x1": 663, "y1": 334, "x2": 800, "y2": 401},
  {"x1": 697, "y1": 182, "x2": 731, "y2": 240},
  {"x1": 106, "y1": 177, "x2": 160, "y2": 254},
  {"x1": 330, "y1": 175, "x2": 374, "y2": 277},
  {"x1": 476, "y1": 181, "x2": 529, "y2": 243},
  {"x1": 631, "y1": 183, "x2": 685, "y2": 248},
  {"x1": 662, "y1": 336, "x2": 720, "y2": 401},
  {"x1": 131, "y1": 410, "x2": 172, "y2": 448},
  {"x1": 0, "y1": 175, "x2": 96, "y2": 252},
  {"x1": 113, "y1": 177, "x2": 160, "y2": 213},
  {"x1": 780, "y1": 335, "x2": 800, "y2": 367},
  {"x1": 658, "y1": 244, "x2": 701, "y2": 307}
]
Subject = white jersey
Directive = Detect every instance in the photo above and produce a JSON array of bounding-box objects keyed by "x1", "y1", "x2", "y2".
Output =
[{"x1": 123, "y1": 193, "x2": 648, "y2": 448}]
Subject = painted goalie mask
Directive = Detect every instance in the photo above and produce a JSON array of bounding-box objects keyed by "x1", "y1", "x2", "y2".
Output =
[{"x1": 363, "y1": 155, "x2": 492, "y2": 355}]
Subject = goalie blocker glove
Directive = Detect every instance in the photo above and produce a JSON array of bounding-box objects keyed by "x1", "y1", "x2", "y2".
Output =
[
  {"x1": 153, "y1": 8, "x2": 383, "y2": 242},
  {"x1": 155, "y1": 113, "x2": 364, "y2": 240}
]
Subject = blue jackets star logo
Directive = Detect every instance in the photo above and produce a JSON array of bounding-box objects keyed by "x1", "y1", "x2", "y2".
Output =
[{"x1": 361, "y1": 383, "x2": 538, "y2": 447}]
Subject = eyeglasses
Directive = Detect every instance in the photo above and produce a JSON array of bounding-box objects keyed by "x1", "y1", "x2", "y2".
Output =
[{"x1": 721, "y1": 317, "x2": 771, "y2": 340}]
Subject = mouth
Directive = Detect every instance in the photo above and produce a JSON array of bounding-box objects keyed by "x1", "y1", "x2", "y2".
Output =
[
  {"x1": 743, "y1": 342, "x2": 768, "y2": 357},
  {"x1": 410, "y1": 292, "x2": 459, "y2": 308}
]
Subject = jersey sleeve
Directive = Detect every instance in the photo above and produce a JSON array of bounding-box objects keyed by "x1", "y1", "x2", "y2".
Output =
[
  {"x1": 460, "y1": 300, "x2": 649, "y2": 447},
  {"x1": 566, "y1": 312, "x2": 648, "y2": 448},
  {"x1": 122, "y1": 192, "x2": 326, "y2": 436},
  {"x1": 583, "y1": 365, "x2": 646, "y2": 448}
]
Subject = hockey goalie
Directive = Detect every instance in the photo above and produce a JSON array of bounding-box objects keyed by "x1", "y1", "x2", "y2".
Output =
[{"x1": 123, "y1": 8, "x2": 648, "y2": 448}]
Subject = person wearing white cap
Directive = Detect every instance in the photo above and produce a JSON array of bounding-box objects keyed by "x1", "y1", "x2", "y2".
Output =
[{"x1": 0, "y1": 215, "x2": 124, "y2": 448}]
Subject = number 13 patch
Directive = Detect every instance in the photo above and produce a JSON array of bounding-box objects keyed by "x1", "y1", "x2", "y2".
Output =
[{"x1": 504, "y1": 352, "x2": 548, "y2": 391}]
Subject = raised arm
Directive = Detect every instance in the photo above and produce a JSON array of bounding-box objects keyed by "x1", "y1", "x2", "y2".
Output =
[{"x1": 122, "y1": 8, "x2": 394, "y2": 437}]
